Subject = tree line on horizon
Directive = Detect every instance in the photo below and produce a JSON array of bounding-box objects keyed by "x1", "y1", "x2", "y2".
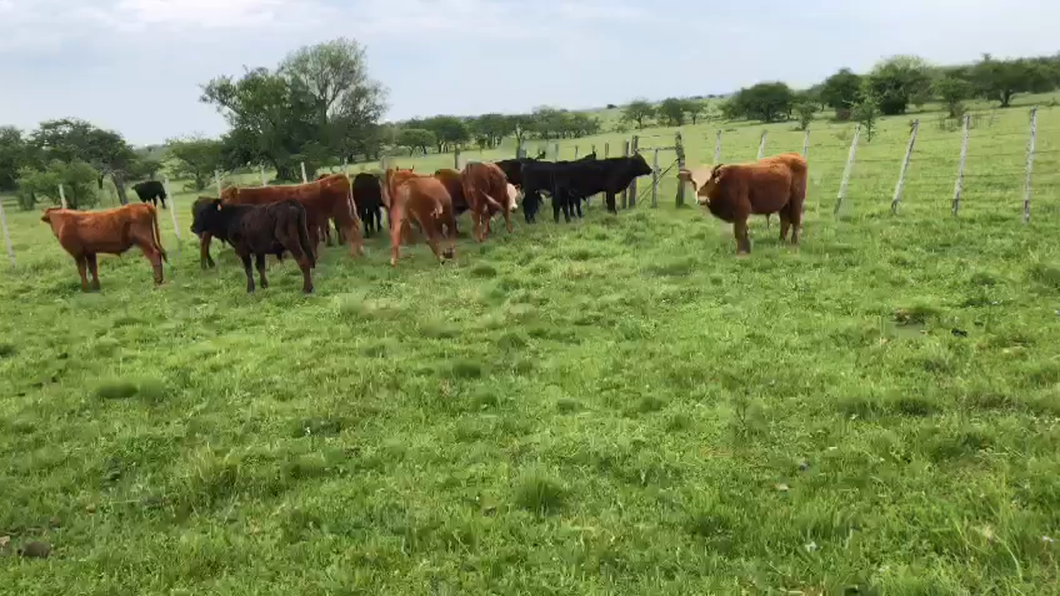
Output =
[{"x1": 3, "y1": 39, "x2": 1059, "y2": 209}]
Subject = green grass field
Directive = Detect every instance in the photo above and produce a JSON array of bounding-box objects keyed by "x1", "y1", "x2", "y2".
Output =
[{"x1": 3, "y1": 95, "x2": 1060, "y2": 594}]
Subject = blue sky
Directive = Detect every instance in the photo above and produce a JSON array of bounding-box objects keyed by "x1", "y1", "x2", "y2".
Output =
[{"x1": 0, "y1": 0, "x2": 1056, "y2": 146}]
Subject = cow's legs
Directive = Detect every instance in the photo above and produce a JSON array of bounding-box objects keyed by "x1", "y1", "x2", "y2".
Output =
[
  {"x1": 779, "y1": 210, "x2": 792, "y2": 244},
  {"x1": 200, "y1": 233, "x2": 215, "y2": 269},
  {"x1": 160, "y1": 196, "x2": 167, "y2": 209},
  {"x1": 255, "y1": 253, "x2": 269, "y2": 289},
  {"x1": 343, "y1": 216, "x2": 365, "y2": 258},
  {"x1": 605, "y1": 192, "x2": 617, "y2": 214},
  {"x1": 75, "y1": 255, "x2": 90, "y2": 292},
  {"x1": 241, "y1": 253, "x2": 255, "y2": 293},
  {"x1": 86, "y1": 253, "x2": 101, "y2": 291},
  {"x1": 134, "y1": 237, "x2": 165, "y2": 285},
  {"x1": 388, "y1": 205, "x2": 406, "y2": 267},
  {"x1": 787, "y1": 202, "x2": 801, "y2": 246},
  {"x1": 441, "y1": 208, "x2": 457, "y2": 260},
  {"x1": 734, "y1": 218, "x2": 751, "y2": 255}
]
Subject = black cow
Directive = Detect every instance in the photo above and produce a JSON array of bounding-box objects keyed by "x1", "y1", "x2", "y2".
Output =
[
  {"x1": 495, "y1": 157, "x2": 539, "y2": 189},
  {"x1": 520, "y1": 154, "x2": 653, "y2": 223},
  {"x1": 132, "y1": 180, "x2": 167, "y2": 209},
  {"x1": 352, "y1": 172, "x2": 385, "y2": 237},
  {"x1": 190, "y1": 198, "x2": 316, "y2": 294}
]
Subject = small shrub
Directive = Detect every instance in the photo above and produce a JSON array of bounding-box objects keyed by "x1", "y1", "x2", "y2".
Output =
[
  {"x1": 96, "y1": 379, "x2": 139, "y2": 400},
  {"x1": 514, "y1": 472, "x2": 566, "y2": 516}
]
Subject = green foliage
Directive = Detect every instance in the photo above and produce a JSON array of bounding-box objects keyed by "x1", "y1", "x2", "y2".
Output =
[
  {"x1": 794, "y1": 97, "x2": 816, "y2": 130},
  {"x1": 658, "y1": 98, "x2": 687, "y2": 126},
  {"x1": 971, "y1": 54, "x2": 1056, "y2": 108},
  {"x1": 395, "y1": 128, "x2": 436, "y2": 156},
  {"x1": 16, "y1": 159, "x2": 99, "y2": 210},
  {"x1": 865, "y1": 55, "x2": 933, "y2": 116},
  {"x1": 201, "y1": 37, "x2": 387, "y2": 180},
  {"x1": 0, "y1": 126, "x2": 35, "y2": 193},
  {"x1": 728, "y1": 82, "x2": 795, "y2": 123},
  {"x1": 819, "y1": 68, "x2": 864, "y2": 118},
  {"x1": 166, "y1": 136, "x2": 225, "y2": 191},
  {"x1": 852, "y1": 99, "x2": 880, "y2": 142},
  {"x1": 685, "y1": 99, "x2": 711, "y2": 125},
  {"x1": 935, "y1": 75, "x2": 974, "y2": 118},
  {"x1": 621, "y1": 99, "x2": 656, "y2": 129}
]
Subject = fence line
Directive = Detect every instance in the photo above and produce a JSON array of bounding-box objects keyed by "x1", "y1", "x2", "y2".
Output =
[{"x1": 0, "y1": 198, "x2": 14, "y2": 267}]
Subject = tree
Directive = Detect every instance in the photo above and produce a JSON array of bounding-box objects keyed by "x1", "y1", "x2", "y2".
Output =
[
  {"x1": 568, "y1": 112, "x2": 601, "y2": 137},
  {"x1": 819, "y1": 68, "x2": 863, "y2": 119},
  {"x1": 621, "y1": 99, "x2": 656, "y2": 129},
  {"x1": 201, "y1": 37, "x2": 387, "y2": 181},
  {"x1": 468, "y1": 113, "x2": 513, "y2": 149},
  {"x1": 794, "y1": 97, "x2": 816, "y2": 131},
  {"x1": 852, "y1": 99, "x2": 879, "y2": 142},
  {"x1": 0, "y1": 127, "x2": 35, "y2": 193},
  {"x1": 971, "y1": 54, "x2": 1054, "y2": 108},
  {"x1": 657, "y1": 98, "x2": 686, "y2": 126},
  {"x1": 396, "y1": 128, "x2": 436, "y2": 155},
  {"x1": 935, "y1": 75, "x2": 974, "y2": 118},
  {"x1": 730, "y1": 82, "x2": 796, "y2": 123},
  {"x1": 865, "y1": 55, "x2": 933, "y2": 116},
  {"x1": 685, "y1": 100, "x2": 711, "y2": 125},
  {"x1": 29, "y1": 118, "x2": 138, "y2": 205},
  {"x1": 167, "y1": 136, "x2": 225, "y2": 191},
  {"x1": 16, "y1": 160, "x2": 99, "y2": 210},
  {"x1": 419, "y1": 115, "x2": 470, "y2": 153}
]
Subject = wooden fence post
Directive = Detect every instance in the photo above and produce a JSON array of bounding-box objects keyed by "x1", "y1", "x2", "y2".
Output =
[
  {"x1": 834, "y1": 124, "x2": 861, "y2": 215},
  {"x1": 300, "y1": 162, "x2": 308, "y2": 184},
  {"x1": 621, "y1": 140, "x2": 631, "y2": 209},
  {"x1": 756, "y1": 130, "x2": 768, "y2": 160},
  {"x1": 675, "y1": 131, "x2": 686, "y2": 207},
  {"x1": 951, "y1": 114, "x2": 971, "y2": 217},
  {"x1": 215, "y1": 171, "x2": 223, "y2": 198},
  {"x1": 553, "y1": 143, "x2": 559, "y2": 160},
  {"x1": 890, "y1": 119, "x2": 919, "y2": 214},
  {"x1": 651, "y1": 148, "x2": 660, "y2": 208},
  {"x1": 260, "y1": 165, "x2": 267, "y2": 187},
  {"x1": 604, "y1": 143, "x2": 610, "y2": 159},
  {"x1": 58, "y1": 184, "x2": 68, "y2": 209},
  {"x1": 801, "y1": 128, "x2": 811, "y2": 158},
  {"x1": 162, "y1": 177, "x2": 181, "y2": 258},
  {"x1": 1023, "y1": 106, "x2": 1038, "y2": 224},
  {"x1": 628, "y1": 136, "x2": 639, "y2": 208},
  {"x1": 0, "y1": 197, "x2": 15, "y2": 267},
  {"x1": 454, "y1": 148, "x2": 461, "y2": 170},
  {"x1": 591, "y1": 144, "x2": 596, "y2": 156},
  {"x1": 713, "y1": 130, "x2": 722, "y2": 165},
  {"x1": 574, "y1": 145, "x2": 579, "y2": 160}
]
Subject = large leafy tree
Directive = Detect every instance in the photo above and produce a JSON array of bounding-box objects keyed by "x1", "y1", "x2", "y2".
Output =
[
  {"x1": 0, "y1": 126, "x2": 37, "y2": 193},
  {"x1": 201, "y1": 37, "x2": 387, "y2": 181},
  {"x1": 396, "y1": 128, "x2": 435, "y2": 155},
  {"x1": 730, "y1": 82, "x2": 795, "y2": 123},
  {"x1": 17, "y1": 160, "x2": 99, "y2": 210},
  {"x1": 658, "y1": 98, "x2": 686, "y2": 126},
  {"x1": 971, "y1": 54, "x2": 1054, "y2": 107},
  {"x1": 167, "y1": 136, "x2": 225, "y2": 191},
  {"x1": 621, "y1": 99, "x2": 656, "y2": 129},
  {"x1": 819, "y1": 68, "x2": 863, "y2": 118},
  {"x1": 864, "y1": 55, "x2": 933, "y2": 116},
  {"x1": 29, "y1": 118, "x2": 138, "y2": 204}
]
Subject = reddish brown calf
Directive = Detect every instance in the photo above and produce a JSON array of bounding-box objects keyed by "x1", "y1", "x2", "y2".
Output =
[
  {"x1": 383, "y1": 168, "x2": 457, "y2": 267},
  {"x1": 41, "y1": 203, "x2": 168, "y2": 292},
  {"x1": 678, "y1": 152, "x2": 807, "y2": 255},
  {"x1": 461, "y1": 162, "x2": 511, "y2": 242}
]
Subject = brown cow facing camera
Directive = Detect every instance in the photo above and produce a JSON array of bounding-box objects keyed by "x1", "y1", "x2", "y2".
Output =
[
  {"x1": 383, "y1": 167, "x2": 457, "y2": 267},
  {"x1": 678, "y1": 152, "x2": 807, "y2": 255},
  {"x1": 41, "y1": 203, "x2": 168, "y2": 292}
]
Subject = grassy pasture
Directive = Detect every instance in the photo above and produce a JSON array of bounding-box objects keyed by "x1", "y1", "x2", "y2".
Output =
[{"x1": 3, "y1": 96, "x2": 1060, "y2": 594}]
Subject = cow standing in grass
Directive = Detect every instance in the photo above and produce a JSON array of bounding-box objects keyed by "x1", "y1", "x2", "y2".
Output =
[
  {"x1": 41, "y1": 203, "x2": 168, "y2": 292},
  {"x1": 677, "y1": 152, "x2": 808, "y2": 255},
  {"x1": 191, "y1": 198, "x2": 316, "y2": 294},
  {"x1": 352, "y1": 172, "x2": 385, "y2": 238},
  {"x1": 383, "y1": 167, "x2": 457, "y2": 267},
  {"x1": 520, "y1": 154, "x2": 653, "y2": 223},
  {"x1": 461, "y1": 161, "x2": 512, "y2": 241},
  {"x1": 132, "y1": 180, "x2": 168, "y2": 209}
]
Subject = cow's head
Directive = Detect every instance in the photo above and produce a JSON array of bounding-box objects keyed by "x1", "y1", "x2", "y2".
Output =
[
  {"x1": 190, "y1": 198, "x2": 223, "y2": 236},
  {"x1": 628, "y1": 153, "x2": 652, "y2": 178},
  {"x1": 40, "y1": 207, "x2": 61, "y2": 223},
  {"x1": 695, "y1": 165, "x2": 726, "y2": 206}
]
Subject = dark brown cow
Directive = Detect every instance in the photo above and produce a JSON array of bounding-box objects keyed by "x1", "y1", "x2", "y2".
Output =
[
  {"x1": 191, "y1": 199, "x2": 316, "y2": 294},
  {"x1": 383, "y1": 167, "x2": 457, "y2": 267},
  {"x1": 41, "y1": 203, "x2": 167, "y2": 292},
  {"x1": 202, "y1": 174, "x2": 363, "y2": 269},
  {"x1": 678, "y1": 152, "x2": 807, "y2": 255},
  {"x1": 461, "y1": 162, "x2": 511, "y2": 242}
]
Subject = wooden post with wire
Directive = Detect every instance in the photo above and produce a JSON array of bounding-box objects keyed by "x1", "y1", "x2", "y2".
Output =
[
  {"x1": 951, "y1": 114, "x2": 971, "y2": 217},
  {"x1": 890, "y1": 119, "x2": 919, "y2": 214},
  {"x1": 1023, "y1": 106, "x2": 1038, "y2": 224}
]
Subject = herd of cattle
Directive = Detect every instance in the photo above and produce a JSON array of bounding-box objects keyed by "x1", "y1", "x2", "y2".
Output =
[{"x1": 38, "y1": 151, "x2": 808, "y2": 294}]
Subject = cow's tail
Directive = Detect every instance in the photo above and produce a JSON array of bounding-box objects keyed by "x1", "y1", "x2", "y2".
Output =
[
  {"x1": 150, "y1": 205, "x2": 168, "y2": 263},
  {"x1": 294, "y1": 204, "x2": 316, "y2": 269}
]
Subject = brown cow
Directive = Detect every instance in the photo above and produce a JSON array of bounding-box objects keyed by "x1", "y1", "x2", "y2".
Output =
[
  {"x1": 41, "y1": 203, "x2": 167, "y2": 292},
  {"x1": 678, "y1": 152, "x2": 807, "y2": 255},
  {"x1": 461, "y1": 161, "x2": 512, "y2": 242},
  {"x1": 203, "y1": 174, "x2": 363, "y2": 269},
  {"x1": 383, "y1": 167, "x2": 457, "y2": 267}
]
